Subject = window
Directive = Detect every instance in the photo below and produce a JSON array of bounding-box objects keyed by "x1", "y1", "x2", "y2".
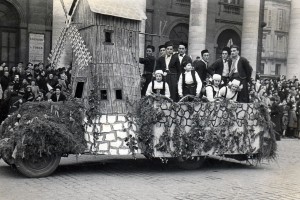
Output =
[
  {"x1": 74, "y1": 82, "x2": 84, "y2": 98},
  {"x1": 100, "y1": 90, "x2": 108, "y2": 100},
  {"x1": 278, "y1": 9, "x2": 284, "y2": 30},
  {"x1": 103, "y1": 30, "x2": 114, "y2": 45},
  {"x1": 275, "y1": 64, "x2": 281, "y2": 75},
  {"x1": 115, "y1": 89, "x2": 122, "y2": 100}
]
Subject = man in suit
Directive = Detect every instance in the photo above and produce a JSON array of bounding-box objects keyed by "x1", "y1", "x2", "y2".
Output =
[
  {"x1": 229, "y1": 45, "x2": 253, "y2": 103},
  {"x1": 156, "y1": 42, "x2": 181, "y2": 101},
  {"x1": 177, "y1": 43, "x2": 192, "y2": 72},
  {"x1": 193, "y1": 49, "x2": 210, "y2": 85},
  {"x1": 50, "y1": 86, "x2": 66, "y2": 102},
  {"x1": 139, "y1": 45, "x2": 156, "y2": 96},
  {"x1": 207, "y1": 47, "x2": 232, "y2": 86}
]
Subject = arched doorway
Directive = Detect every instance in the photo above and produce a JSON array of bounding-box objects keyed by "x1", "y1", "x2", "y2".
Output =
[
  {"x1": 0, "y1": 0, "x2": 19, "y2": 67},
  {"x1": 169, "y1": 23, "x2": 189, "y2": 52},
  {"x1": 216, "y1": 29, "x2": 241, "y2": 59}
]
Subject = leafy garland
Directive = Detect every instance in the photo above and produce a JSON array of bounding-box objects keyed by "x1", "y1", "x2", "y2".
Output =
[
  {"x1": 0, "y1": 101, "x2": 87, "y2": 160},
  {"x1": 126, "y1": 96, "x2": 277, "y2": 161}
]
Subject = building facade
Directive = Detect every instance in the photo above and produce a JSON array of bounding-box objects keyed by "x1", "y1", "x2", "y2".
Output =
[
  {"x1": 144, "y1": 0, "x2": 244, "y2": 62},
  {"x1": 0, "y1": 0, "x2": 53, "y2": 67},
  {"x1": 261, "y1": 0, "x2": 291, "y2": 75}
]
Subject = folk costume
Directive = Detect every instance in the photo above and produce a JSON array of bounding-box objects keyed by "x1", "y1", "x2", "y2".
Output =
[
  {"x1": 218, "y1": 79, "x2": 241, "y2": 102},
  {"x1": 156, "y1": 52, "x2": 181, "y2": 101},
  {"x1": 205, "y1": 74, "x2": 221, "y2": 102},
  {"x1": 178, "y1": 70, "x2": 202, "y2": 97},
  {"x1": 146, "y1": 70, "x2": 170, "y2": 98}
]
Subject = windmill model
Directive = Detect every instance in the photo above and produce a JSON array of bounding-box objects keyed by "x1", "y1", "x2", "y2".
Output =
[{"x1": 47, "y1": 0, "x2": 92, "y2": 72}]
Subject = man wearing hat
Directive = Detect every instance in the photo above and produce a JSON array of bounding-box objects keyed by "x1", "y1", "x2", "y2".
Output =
[
  {"x1": 193, "y1": 49, "x2": 210, "y2": 85},
  {"x1": 146, "y1": 70, "x2": 170, "y2": 98},
  {"x1": 139, "y1": 45, "x2": 156, "y2": 96},
  {"x1": 207, "y1": 47, "x2": 232, "y2": 86},
  {"x1": 156, "y1": 41, "x2": 181, "y2": 101},
  {"x1": 229, "y1": 45, "x2": 253, "y2": 103},
  {"x1": 50, "y1": 86, "x2": 66, "y2": 102}
]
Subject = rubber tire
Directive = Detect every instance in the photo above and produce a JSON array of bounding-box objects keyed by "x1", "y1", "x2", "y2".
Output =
[
  {"x1": 15, "y1": 155, "x2": 61, "y2": 178},
  {"x1": 2, "y1": 157, "x2": 15, "y2": 166},
  {"x1": 176, "y1": 156, "x2": 205, "y2": 170}
]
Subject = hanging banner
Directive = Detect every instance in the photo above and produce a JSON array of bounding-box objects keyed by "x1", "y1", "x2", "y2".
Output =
[{"x1": 29, "y1": 33, "x2": 44, "y2": 64}]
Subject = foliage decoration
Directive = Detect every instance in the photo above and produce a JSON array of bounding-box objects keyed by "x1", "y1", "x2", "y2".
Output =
[
  {"x1": 127, "y1": 95, "x2": 277, "y2": 162},
  {"x1": 0, "y1": 101, "x2": 86, "y2": 160}
]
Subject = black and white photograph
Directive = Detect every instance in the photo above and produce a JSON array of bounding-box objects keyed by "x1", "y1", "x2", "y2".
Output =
[{"x1": 0, "y1": 0, "x2": 299, "y2": 199}]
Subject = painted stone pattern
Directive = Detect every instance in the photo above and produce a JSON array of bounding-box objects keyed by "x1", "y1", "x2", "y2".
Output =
[{"x1": 84, "y1": 114, "x2": 135, "y2": 155}]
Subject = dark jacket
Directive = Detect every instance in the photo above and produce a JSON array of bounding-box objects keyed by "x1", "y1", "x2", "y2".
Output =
[
  {"x1": 139, "y1": 55, "x2": 156, "y2": 73},
  {"x1": 176, "y1": 53, "x2": 192, "y2": 71},
  {"x1": 156, "y1": 55, "x2": 181, "y2": 74},
  {"x1": 50, "y1": 93, "x2": 66, "y2": 102},
  {"x1": 207, "y1": 58, "x2": 232, "y2": 77},
  {"x1": 193, "y1": 60, "x2": 208, "y2": 83},
  {"x1": 235, "y1": 57, "x2": 253, "y2": 82}
]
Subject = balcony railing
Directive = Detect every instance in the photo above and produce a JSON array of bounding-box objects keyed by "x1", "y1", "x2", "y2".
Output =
[{"x1": 219, "y1": 2, "x2": 242, "y2": 15}]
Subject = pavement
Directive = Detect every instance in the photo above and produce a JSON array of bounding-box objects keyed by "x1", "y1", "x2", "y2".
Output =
[{"x1": 0, "y1": 138, "x2": 300, "y2": 200}]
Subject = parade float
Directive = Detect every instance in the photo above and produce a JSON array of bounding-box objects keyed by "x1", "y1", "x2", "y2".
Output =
[{"x1": 0, "y1": 0, "x2": 276, "y2": 178}]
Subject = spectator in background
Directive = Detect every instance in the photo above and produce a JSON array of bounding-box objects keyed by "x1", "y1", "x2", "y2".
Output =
[
  {"x1": 270, "y1": 96, "x2": 283, "y2": 141},
  {"x1": 50, "y1": 86, "x2": 67, "y2": 102}
]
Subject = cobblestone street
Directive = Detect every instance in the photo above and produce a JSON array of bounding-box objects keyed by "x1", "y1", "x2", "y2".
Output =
[{"x1": 0, "y1": 138, "x2": 300, "y2": 200}]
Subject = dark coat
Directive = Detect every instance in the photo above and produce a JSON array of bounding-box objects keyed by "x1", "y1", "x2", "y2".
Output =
[
  {"x1": 156, "y1": 55, "x2": 181, "y2": 101},
  {"x1": 139, "y1": 55, "x2": 156, "y2": 73},
  {"x1": 176, "y1": 53, "x2": 192, "y2": 71},
  {"x1": 234, "y1": 57, "x2": 253, "y2": 82},
  {"x1": 207, "y1": 58, "x2": 232, "y2": 77},
  {"x1": 156, "y1": 55, "x2": 181, "y2": 74},
  {"x1": 50, "y1": 93, "x2": 67, "y2": 102},
  {"x1": 270, "y1": 103, "x2": 283, "y2": 133},
  {"x1": 193, "y1": 60, "x2": 208, "y2": 84}
]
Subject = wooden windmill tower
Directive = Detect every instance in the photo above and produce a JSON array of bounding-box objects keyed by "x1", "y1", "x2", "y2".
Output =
[{"x1": 49, "y1": 0, "x2": 146, "y2": 115}]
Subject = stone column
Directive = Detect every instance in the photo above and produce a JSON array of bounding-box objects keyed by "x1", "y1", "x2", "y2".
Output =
[
  {"x1": 286, "y1": 0, "x2": 300, "y2": 79},
  {"x1": 52, "y1": 0, "x2": 73, "y2": 69},
  {"x1": 188, "y1": 0, "x2": 208, "y2": 60},
  {"x1": 139, "y1": 0, "x2": 146, "y2": 75},
  {"x1": 241, "y1": 0, "x2": 262, "y2": 78}
]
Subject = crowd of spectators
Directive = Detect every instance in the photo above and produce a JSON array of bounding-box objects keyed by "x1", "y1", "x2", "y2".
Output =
[
  {"x1": 0, "y1": 62, "x2": 71, "y2": 123},
  {"x1": 249, "y1": 74, "x2": 300, "y2": 140}
]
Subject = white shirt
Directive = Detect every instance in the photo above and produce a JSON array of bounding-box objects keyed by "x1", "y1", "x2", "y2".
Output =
[
  {"x1": 146, "y1": 80, "x2": 170, "y2": 98},
  {"x1": 165, "y1": 55, "x2": 172, "y2": 70},
  {"x1": 178, "y1": 71, "x2": 202, "y2": 96},
  {"x1": 217, "y1": 86, "x2": 238, "y2": 101},
  {"x1": 178, "y1": 54, "x2": 185, "y2": 64},
  {"x1": 206, "y1": 85, "x2": 219, "y2": 101},
  {"x1": 222, "y1": 60, "x2": 229, "y2": 77}
]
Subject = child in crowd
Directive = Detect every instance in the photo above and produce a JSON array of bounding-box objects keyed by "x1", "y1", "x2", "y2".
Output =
[
  {"x1": 177, "y1": 61, "x2": 202, "y2": 99},
  {"x1": 146, "y1": 70, "x2": 170, "y2": 98}
]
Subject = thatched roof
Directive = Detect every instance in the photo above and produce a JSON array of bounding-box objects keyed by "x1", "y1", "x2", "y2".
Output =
[{"x1": 84, "y1": 0, "x2": 147, "y2": 21}]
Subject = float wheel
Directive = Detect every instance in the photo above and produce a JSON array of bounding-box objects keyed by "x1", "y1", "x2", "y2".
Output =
[{"x1": 15, "y1": 154, "x2": 61, "y2": 178}]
